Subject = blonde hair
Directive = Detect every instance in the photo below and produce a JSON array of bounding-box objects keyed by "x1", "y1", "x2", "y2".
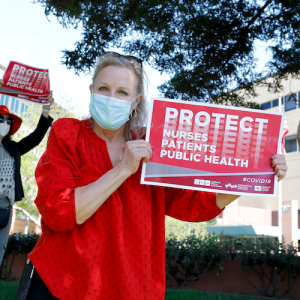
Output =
[{"x1": 91, "y1": 53, "x2": 148, "y2": 141}]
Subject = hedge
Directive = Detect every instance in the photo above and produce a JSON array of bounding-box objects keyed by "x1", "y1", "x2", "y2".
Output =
[
  {"x1": 166, "y1": 233, "x2": 300, "y2": 298},
  {"x1": 2, "y1": 232, "x2": 300, "y2": 298},
  {"x1": 0, "y1": 233, "x2": 40, "y2": 280}
]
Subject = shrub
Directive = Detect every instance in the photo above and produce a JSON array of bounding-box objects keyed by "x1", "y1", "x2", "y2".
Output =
[
  {"x1": 236, "y1": 237, "x2": 300, "y2": 298},
  {"x1": 0, "y1": 233, "x2": 40, "y2": 280},
  {"x1": 165, "y1": 232, "x2": 236, "y2": 288},
  {"x1": 166, "y1": 233, "x2": 300, "y2": 298}
]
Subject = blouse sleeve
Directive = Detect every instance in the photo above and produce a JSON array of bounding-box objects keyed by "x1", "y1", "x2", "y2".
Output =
[
  {"x1": 34, "y1": 118, "x2": 81, "y2": 232},
  {"x1": 165, "y1": 187, "x2": 223, "y2": 222}
]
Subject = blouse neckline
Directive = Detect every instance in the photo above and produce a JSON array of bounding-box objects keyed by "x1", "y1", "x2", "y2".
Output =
[{"x1": 80, "y1": 120, "x2": 115, "y2": 170}]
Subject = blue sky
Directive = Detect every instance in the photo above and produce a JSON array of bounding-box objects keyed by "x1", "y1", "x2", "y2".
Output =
[{"x1": 0, "y1": 0, "x2": 271, "y2": 116}]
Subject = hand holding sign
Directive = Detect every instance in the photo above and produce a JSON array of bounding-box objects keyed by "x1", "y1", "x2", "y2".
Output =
[
  {"x1": 119, "y1": 140, "x2": 153, "y2": 175},
  {"x1": 41, "y1": 91, "x2": 55, "y2": 118},
  {"x1": 44, "y1": 91, "x2": 55, "y2": 108},
  {"x1": 270, "y1": 154, "x2": 288, "y2": 181}
]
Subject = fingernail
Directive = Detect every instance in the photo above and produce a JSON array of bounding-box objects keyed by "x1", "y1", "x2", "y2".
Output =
[{"x1": 269, "y1": 158, "x2": 273, "y2": 161}]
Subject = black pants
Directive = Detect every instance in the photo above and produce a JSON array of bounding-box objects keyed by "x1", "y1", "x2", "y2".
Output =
[{"x1": 27, "y1": 270, "x2": 60, "y2": 300}]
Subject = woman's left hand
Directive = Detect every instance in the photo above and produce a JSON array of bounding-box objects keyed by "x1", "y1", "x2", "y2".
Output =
[
  {"x1": 42, "y1": 91, "x2": 54, "y2": 117},
  {"x1": 270, "y1": 154, "x2": 288, "y2": 181},
  {"x1": 43, "y1": 90, "x2": 54, "y2": 109},
  {"x1": 217, "y1": 154, "x2": 288, "y2": 209}
]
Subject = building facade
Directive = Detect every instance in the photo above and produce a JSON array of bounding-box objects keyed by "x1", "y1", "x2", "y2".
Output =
[{"x1": 207, "y1": 76, "x2": 300, "y2": 246}]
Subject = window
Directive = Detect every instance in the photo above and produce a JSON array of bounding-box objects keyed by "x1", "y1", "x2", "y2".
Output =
[
  {"x1": 285, "y1": 94, "x2": 297, "y2": 111},
  {"x1": 261, "y1": 98, "x2": 283, "y2": 110},
  {"x1": 272, "y1": 99, "x2": 278, "y2": 107},
  {"x1": 261, "y1": 101, "x2": 271, "y2": 110},
  {"x1": 285, "y1": 135, "x2": 298, "y2": 153},
  {"x1": 260, "y1": 92, "x2": 299, "y2": 111}
]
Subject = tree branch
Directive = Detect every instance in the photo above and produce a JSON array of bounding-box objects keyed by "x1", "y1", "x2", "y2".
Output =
[{"x1": 13, "y1": 206, "x2": 41, "y2": 229}]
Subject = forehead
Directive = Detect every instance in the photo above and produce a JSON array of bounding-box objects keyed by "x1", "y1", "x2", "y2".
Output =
[
  {"x1": 0, "y1": 113, "x2": 10, "y2": 118},
  {"x1": 94, "y1": 65, "x2": 137, "y2": 90}
]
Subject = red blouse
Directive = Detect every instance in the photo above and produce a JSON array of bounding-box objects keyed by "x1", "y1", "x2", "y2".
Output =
[{"x1": 29, "y1": 118, "x2": 223, "y2": 300}]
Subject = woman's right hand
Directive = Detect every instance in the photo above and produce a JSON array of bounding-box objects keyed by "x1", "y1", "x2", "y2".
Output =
[
  {"x1": 76, "y1": 139, "x2": 152, "y2": 224},
  {"x1": 118, "y1": 140, "x2": 153, "y2": 175},
  {"x1": 0, "y1": 79, "x2": 3, "y2": 90}
]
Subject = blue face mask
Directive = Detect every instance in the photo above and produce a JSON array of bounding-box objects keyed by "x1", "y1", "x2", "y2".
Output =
[{"x1": 89, "y1": 93, "x2": 136, "y2": 130}]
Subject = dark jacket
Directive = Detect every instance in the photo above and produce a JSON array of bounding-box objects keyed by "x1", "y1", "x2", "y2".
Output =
[{"x1": 2, "y1": 114, "x2": 53, "y2": 202}]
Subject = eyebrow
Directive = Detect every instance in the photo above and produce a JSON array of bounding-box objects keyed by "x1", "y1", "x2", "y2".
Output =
[
  {"x1": 118, "y1": 86, "x2": 131, "y2": 91},
  {"x1": 97, "y1": 82, "x2": 131, "y2": 91}
]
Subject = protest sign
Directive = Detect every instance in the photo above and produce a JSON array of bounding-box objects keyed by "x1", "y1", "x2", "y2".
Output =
[
  {"x1": 0, "y1": 61, "x2": 50, "y2": 104},
  {"x1": 141, "y1": 97, "x2": 284, "y2": 196}
]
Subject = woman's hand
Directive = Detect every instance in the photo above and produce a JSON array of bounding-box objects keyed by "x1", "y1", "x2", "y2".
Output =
[
  {"x1": 270, "y1": 154, "x2": 287, "y2": 181},
  {"x1": 217, "y1": 154, "x2": 288, "y2": 209},
  {"x1": 43, "y1": 90, "x2": 54, "y2": 108},
  {"x1": 42, "y1": 91, "x2": 54, "y2": 117},
  {"x1": 118, "y1": 140, "x2": 152, "y2": 175},
  {"x1": 0, "y1": 79, "x2": 4, "y2": 89}
]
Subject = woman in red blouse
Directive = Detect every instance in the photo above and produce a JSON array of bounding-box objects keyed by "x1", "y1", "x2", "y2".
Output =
[{"x1": 25, "y1": 52, "x2": 287, "y2": 300}]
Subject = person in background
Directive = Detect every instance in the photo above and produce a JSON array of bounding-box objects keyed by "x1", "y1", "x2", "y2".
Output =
[
  {"x1": 0, "y1": 78, "x2": 54, "y2": 265},
  {"x1": 25, "y1": 52, "x2": 287, "y2": 300}
]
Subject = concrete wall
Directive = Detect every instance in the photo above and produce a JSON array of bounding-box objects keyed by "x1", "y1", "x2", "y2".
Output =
[
  {"x1": 9, "y1": 208, "x2": 41, "y2": 235},
  {"x1": 237, "y1": 76, "x2": 300, "y2": 211},
  {"x1": 223, "y1": 76, "x2": 300, "y2": 246},
  {"x1": 282, "y1": 200, "x2": 299, "y2": 245},
  {"x1": 218, "y1": 199, "x2": 300, "y2": 245},
  {"x1": 220, "y1": 200, "x2": 272, "y2": 226}
]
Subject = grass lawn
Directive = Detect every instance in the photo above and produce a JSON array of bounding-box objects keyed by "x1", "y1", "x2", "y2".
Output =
[
  {"x1": 165, "y1": 289, "x2": 275, "y2": 300},
  {"x1": 0, "y1": 281, "x2": 276, "y2": 300},
  {"x1": 0, "y1": 280, "x2": 18, "y2": 300}
]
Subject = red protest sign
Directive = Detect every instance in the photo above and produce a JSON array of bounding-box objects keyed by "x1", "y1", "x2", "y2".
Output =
[
  {"x1": 1, "y1": 61, "x2": 50, "y2": 104},
  {"x1": 141, "y1": 97, "x2": 284, "y2": 196}
]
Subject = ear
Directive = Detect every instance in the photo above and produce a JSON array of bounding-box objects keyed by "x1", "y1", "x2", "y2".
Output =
[{"x1": 132, "y1": 94, "x2": 143, "y2": 110}]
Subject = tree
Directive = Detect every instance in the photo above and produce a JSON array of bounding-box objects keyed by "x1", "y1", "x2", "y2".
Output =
[
  {"x1": 165, "y1": 216, "x2": 216, "y2": 239},
  {"x1": 13, "y1": 101, "x2": 78, "y2": 218},
  {"x1": 237, "y1": 237, "x2": 300, "y2": 298},
  {"x1": 35, "y1": 0, "x2": 300, "y2": 107}
]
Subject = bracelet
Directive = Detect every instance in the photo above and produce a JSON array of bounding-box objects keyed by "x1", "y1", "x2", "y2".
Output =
[{"x1": 42, "y1": 107, "x2": 51, "y2": 113}]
